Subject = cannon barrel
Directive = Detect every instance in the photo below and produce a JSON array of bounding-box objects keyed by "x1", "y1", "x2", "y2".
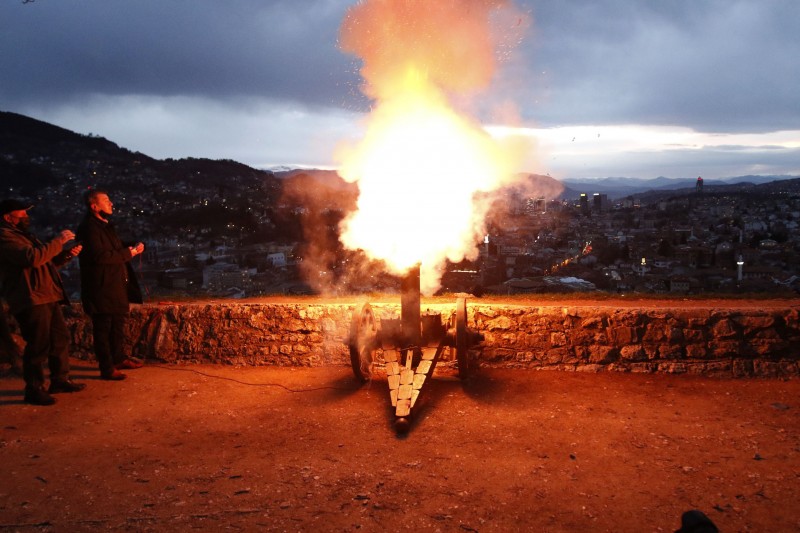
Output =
[{"x1": 400, "y1": 263, "x2": 421, "y2": 348}]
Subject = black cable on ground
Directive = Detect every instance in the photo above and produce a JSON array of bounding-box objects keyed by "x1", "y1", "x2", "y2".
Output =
[{"x1": 147, "y1": 364, "x2": 358, "y2": 393}]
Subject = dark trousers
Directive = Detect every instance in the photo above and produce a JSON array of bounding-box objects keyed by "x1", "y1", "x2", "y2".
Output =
[
  {"x1": 91, "y1": 313, "x2": 127, "y2": 374},
  {"x1": 14, "y1": 302, "x2": 71, "y2": 390}
]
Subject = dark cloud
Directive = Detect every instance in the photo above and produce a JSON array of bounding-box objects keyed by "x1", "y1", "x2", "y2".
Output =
[
  {"x1": 1, "y1": 0, "x2": 364, "y2": 110},
  {"x1": 3, "y1": 0, "x2": 797, "y2": 132},
  {"x1": 511, "y1": 0, "x2": 800, "y2": 133},
  {"x1": 0, "y1": 0, "x2": 797, "y2": 178}
]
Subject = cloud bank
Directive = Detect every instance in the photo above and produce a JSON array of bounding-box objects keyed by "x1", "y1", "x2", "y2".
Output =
[{"x1": 2, "y1": 0, "x2": 798, "y2": 179}]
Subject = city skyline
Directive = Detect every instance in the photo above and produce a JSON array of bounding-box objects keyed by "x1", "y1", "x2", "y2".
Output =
[{"x1": 2, "y1": 0, "x2": 799, "y2": 180}]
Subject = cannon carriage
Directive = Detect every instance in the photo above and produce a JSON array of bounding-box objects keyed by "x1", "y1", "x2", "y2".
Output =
[{"x1": 348, "y1": 265, "x2": 483, "y2": 433}]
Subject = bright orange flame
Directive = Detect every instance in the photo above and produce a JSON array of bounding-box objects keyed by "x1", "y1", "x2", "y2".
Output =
[
  {"x1": 337, "y1": 0, "x2": 529, "y2": 294},
  {"x1": 338, "y1": 69, "x2": 517, "y2": 293}
]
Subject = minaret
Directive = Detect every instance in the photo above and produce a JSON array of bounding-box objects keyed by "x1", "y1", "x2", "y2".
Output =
[{"x1": 737, "y1": 255, "x2": 744, "y2": 282}]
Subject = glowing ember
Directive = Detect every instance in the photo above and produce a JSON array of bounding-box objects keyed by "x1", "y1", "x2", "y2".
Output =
[{"x1": 336, "y1": 0, "x2": 529, "y2": 294}]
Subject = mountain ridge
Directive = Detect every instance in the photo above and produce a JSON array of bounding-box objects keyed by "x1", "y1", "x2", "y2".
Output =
[{"x1": 3, "y1": 110, "x2": 798, "y2": 203}]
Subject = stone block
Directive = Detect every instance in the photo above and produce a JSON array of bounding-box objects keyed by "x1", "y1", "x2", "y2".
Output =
[
  {"x1": 709, "y1": 340, "x2": 741, "y2": 358},
  {"x1": 587, "y1": 345, "x2": 616, "y2": 364},
  {"x1": 580, "y1": 316, "x2": 605, "y2": 329},
  {"x1": 684, "y1": 344, "x2": 707, "y2": 359},
  {"x1": 688, "y1": 361, "x2": 731, "y2": 377},
  {"x1": 610, "y1": 326, "x2": 639, "y2": 345},
  {"x1": 486, "y1": 316, "x2": 514, "y2": 331},
  {"x1": 550, "y1": 331, "x2": 567, "y2": 347},
  {"x1": 515, "y1": 351, "x2": 535, "y2": 362},
  {"x1": 747, "y1": 338, "x2": 789, "y2": 358},
  {"x1": 732, "y1": 359, "x2": 754, "y2": 377},
  {"x1": 483, "y1": 348, "x2": 516, "y2": 362},
  {"x1": 619, "y1": 344, "x2": 646, "y2": 361},
  {"x1": 712, "y1": 318, "x2": 737, "y2": 338},
  {"x1": 659, "y1": 362, "x2": 687, "y2": 374},
  {"x1": 628, "y1": 362, "x2": 657, "y2": 373},
  {"x1": 753, "y1": 360, "x2": 785, "y2": 377},
  {"x1": 683, "y1": 329, "x2": 705, "y2": 343},
  {"x1": 656, "y1": 343, "x2": 683, "y2": 359},
  {"x1": 542, "y1": 347, "x2": 569, "y2": 364},
  {"x1": 733, "y1": 314, "x2": 776, "y2": 331},
  {"x1": 569, "y1": 329, "x2": 597, "y2": 346},
  {"x1": 293, "y1": 344, "x2": 311, "y2": 355}
]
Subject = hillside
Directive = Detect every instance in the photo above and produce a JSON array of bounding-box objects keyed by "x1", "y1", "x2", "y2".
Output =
[
  {"x1": 630, "y1": 177, "x2": 800, "y2": 204},
  {"x1": 0, "y1": 111, "x2": 285, "y2": 242},
  {"x1": 1, "y1": 111, "x2": 579, "y2": 242},
  {"x1": 562, "y1": 174, "x2": 800, "y2": 199}
]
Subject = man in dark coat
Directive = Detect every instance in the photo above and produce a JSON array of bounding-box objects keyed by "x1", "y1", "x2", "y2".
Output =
[
  {"x1": 76, "y1": 189, "x2": 144, "y2": 381},
  {"x1": 0, "y1": 198, "x2": 86, "y2": 405}
]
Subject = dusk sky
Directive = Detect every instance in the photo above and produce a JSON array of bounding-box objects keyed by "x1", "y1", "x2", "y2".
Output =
[{"x1": 2, "y1": 0, "x2": 798, "y2": 181}]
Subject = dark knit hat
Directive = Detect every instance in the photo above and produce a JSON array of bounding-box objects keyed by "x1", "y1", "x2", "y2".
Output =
[{"x1": 0, "y1": 199, "x2": 33, "y2": 216}]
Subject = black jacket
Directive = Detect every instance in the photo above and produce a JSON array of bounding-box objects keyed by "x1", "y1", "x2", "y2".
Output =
[{"x1": 76, "y1": 214, "x2": 143, "y2": 315}]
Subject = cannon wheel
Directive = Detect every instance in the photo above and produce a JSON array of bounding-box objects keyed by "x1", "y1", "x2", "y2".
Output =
[
  {"x1": 349, "y1": 303, "x2": 378, "y2": 382},
  {"x1": 454, "y1": 297, "x2": 474, "y2": 379}
]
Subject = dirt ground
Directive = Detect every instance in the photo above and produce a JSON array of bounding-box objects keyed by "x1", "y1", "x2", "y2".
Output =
[{"x1": 1, "y1": 359, "x2": 798, "y2": 532}]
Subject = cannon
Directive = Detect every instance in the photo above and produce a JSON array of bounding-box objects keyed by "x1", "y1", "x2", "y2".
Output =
[{"x1": 348, "y1": 264, "x2": 484, "y2": 433}]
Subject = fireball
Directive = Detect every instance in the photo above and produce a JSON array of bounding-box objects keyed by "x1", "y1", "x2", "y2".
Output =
[{"x1": 336, "y1": 0, "x2": 530, "y2": 294}]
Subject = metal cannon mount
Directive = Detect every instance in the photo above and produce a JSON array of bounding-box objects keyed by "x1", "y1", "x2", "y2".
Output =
[{"x1": 348, "y1": 264, "x2": 484, "y2": 433}]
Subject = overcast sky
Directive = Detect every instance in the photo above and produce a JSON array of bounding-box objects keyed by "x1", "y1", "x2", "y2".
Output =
[{"x1": 2, "y1": 0, "x2": 798, "y2": 180}]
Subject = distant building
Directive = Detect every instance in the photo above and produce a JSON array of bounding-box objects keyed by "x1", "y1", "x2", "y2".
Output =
[
  {"x1": 203, "y1": 262, "x2": 253, "y2": 292},
  {"x1": 159, "y1": 267, "x2": 203, "y2": 290},
  {"x1": 592, "y1": 193, "x2": 610, "y2": 213},
  {"x1": 669, "y1": 277, "x2": 691, "y2": 293},
  {"x1": 526, "y1": 197, "x2": 547, "y2": 215},
  {"x1": 267, "y1": 252, "x2": 287, "y2": 268}
]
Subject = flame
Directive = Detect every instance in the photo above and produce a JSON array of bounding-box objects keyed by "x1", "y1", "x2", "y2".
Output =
[{"x1": 336, "y1": 0, "x2": 529, "y2": 294}]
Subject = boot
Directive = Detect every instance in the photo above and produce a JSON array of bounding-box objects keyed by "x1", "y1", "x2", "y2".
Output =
[{"x1": 24, "y1": 386, "x2": 56, "y2": 406}]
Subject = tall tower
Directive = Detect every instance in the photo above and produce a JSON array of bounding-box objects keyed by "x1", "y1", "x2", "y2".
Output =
[
  {"x1": 696, "y1": 176, "x2": 704, "y2": 194},
  {"x1": 737, "y1": 255, "x2": 744, "y2": 282}
]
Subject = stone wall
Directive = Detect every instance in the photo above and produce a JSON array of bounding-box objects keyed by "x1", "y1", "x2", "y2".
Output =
[{"x1": 60, "y1": 301, "x2": 800, "y2": 378}]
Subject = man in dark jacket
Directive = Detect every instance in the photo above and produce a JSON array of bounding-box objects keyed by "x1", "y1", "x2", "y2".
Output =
[
  {"x1": 0, "y1": 198, "x2": 86, "y2": 405},
  {"x1": 76, "y1": 189, "x2": 144, "y2": 381}
]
